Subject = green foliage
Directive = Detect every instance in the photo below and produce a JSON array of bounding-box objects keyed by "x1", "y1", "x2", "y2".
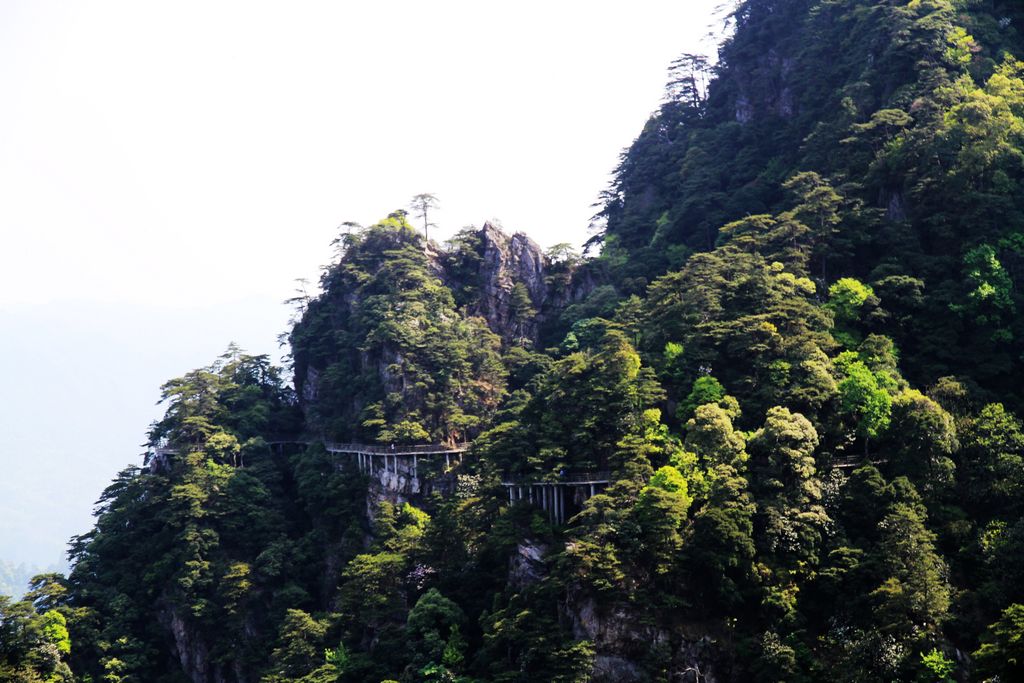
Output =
[
  {"x1": 0, "y1": 595, "x2": 73, "y2": 682},
  {"x1": 643, "y1": 240, "x2": 836, "y2": 420},
  {"x1": 291, "y1": 213, "x2": 506, "y2": 444},
  {"x1": 838, "y1": 359, "x2": 893, "y2": 452},
  {"x1": 956, "y1": 243, "x2": 1016, "y2": 341},
  {"x1": 46, "y1": 1, "x2": 1024, "y2": 680},
  {"x1": 480, "y1": 327, "x2": 665, "y2": 477},
  {"x1": 974, "y1": 603, "x2": 1024, "y2": 680},
  {"x1": 919, "y1": 647, "x2": 955, "y2": 681},
  {"x1": 406, "y1": 589, "x2": 466, "y2": 674},
  {"x1": 823, "y1": 278, "x2": 872, "y2": 319},
  {"x1": 268, "y1": 609, "x2": 330, "y2": 678},
  {"x1": 828, "y1": 278, "x2": 874, "y2": 347},
  {"x1": 676, "y1": 375, "x2": 739, "y2": 423},
  {"x1": 749, "y1": 407, "x2": 827, "y2": 573}
]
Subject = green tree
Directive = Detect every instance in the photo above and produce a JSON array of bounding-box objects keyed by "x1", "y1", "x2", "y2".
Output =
[
  {"x1": 676, "y1": 375, "x2": 739, "y2": 423},
  {"x1": 828, "y1": 278, "x2": 874, "y2": 348},
  {"x1": 749, "y1": 407, "x2": 827, "y2": 571},
  {"x1": 410, "y1": 193, "x2": 440, "y2": 242},
  {"x1": 837, "y1": 359, "x2": 892, "y2": 456},
  {"x1": 888, "y1": 390, "x2": 957, "y2": 497},
  {"x1": 268, "y1": 609, "x2": 329, "y2": 678},
  {"x1": 974, "y1": 603, "x2": 1024, "y2": 681}
]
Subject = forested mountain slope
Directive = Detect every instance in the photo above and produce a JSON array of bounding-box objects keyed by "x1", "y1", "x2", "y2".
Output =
[{"x1": 5, "y1": 1, "x2": 1024, "y2": 681}]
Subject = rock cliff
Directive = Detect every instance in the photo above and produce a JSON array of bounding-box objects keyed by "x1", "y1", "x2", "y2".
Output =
[
  {"x1": 294, "y1": 220, "x2": 585, "y2": 439},
  {"x1": 464, "y1": 222, "x2": 549, "y2": 344}
]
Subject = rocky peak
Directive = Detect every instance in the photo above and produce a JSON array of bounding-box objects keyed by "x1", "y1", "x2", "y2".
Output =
[{"x1": 466, "y1": 222, "x2": 550, "y2": 345}]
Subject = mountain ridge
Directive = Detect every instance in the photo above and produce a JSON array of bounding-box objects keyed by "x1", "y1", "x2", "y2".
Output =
[{"x1": 6, "y1": 1, "x2": 1024, "y2": 681}]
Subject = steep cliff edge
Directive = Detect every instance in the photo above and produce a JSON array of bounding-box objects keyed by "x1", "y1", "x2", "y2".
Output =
[
  {"x1": 463, "y1": 222, "x2": 549, "y2": 345},
  {"x1": 292, "y1": 217, "x2": 586, "y2": 443},
  {"x1": 54, "y1": 2, "x2": 1024, "y2": 682}
]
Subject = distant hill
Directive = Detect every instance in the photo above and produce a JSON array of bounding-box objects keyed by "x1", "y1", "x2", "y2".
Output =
[{"x1": 0, "y1": 558, "x2": 64, "y2": 598}]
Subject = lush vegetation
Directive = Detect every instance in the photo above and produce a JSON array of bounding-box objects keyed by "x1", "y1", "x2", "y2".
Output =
[
  {"x1": 7, "y1": 0, "x2": 1024, "y2": 680},
  {"x1": 290, "y1": 212, "x2": 506, "y2": 446}
]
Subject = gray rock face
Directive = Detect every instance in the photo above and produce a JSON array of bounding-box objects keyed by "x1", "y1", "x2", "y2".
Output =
[
  {"x1": 567, "y1": 594, "x2": 720, "y2": 683},
  {"x1": 297, "y1": 221, "x2": 564, "y2": 431},
  {"x1": 356, "y1": 451, "x2": 457, "y2": 518},
  {"x1": 733, "y1": 49, "x2": 797, "y2": 123},
  {"x1": 502, "y1": 541, "x2": 721, "y2": 681},
  {"x1": 508, "y1": 539, "x2": 548, "y2": 590},
  {"x1": 467, "y1": 222, "x2": 550, "y2": 344},
  {"x1": 163, "y1": 606, "x2": 237, "y2": 683}
]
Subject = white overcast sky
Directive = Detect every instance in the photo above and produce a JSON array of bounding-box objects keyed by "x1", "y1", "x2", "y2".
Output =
[
  {"x1": 0, "y1": 0, "x2": 725, "y2": 307},
  {"x1": 0, "y1": 0, "x2": 724, "y2": 568}
]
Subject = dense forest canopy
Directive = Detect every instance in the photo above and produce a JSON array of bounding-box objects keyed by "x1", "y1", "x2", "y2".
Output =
[{"x1": 7, "y1": 1, "x2": 1024, "y2": 681}]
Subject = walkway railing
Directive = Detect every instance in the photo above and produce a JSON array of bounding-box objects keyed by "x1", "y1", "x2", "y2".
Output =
[
  {"x1": 323, "y1": 442, "x2": 469, "y2": 456},
  {"x1": 152, "y1": 436, "x2": 618, "y2": 526},
  {"x1": 500, "y1": 472, "x2": 612, "y2": 525},
  {"x1": 832, "y1": 456, "x2": 888, "y2": 469},
  {"x1": 501, "y1": 471, "x2": 612, "y2": 486},
  {"x1": 151, "y1": 438, "x2": 466, "y2": 457}
]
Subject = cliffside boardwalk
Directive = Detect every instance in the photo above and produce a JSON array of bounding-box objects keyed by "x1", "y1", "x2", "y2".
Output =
[
  {"x1": 152, "y1": 439, "x2": 879, "y2": 524},
  {"x1": 501, "y1": 472, "x2": 612, "y2": 525},
  {"x1": 151, "y1": 438, "x2": 616, "y2": 523},
  {"x1": 324, "y1": 441, "x2": 469, "y2": 488},
  {"x1": 152, "y1": 439, "x2": 467, "y2": 477}
]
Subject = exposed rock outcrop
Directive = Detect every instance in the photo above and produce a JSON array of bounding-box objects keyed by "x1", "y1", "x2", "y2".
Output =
[
  {"x1": 465, "y1": 222, "x2": 549, "y2": 344},
  {"x1": 296, "y1": 221, "x2": 587, "y2": 433},
  {"x1": 567, "y1": 595, "x2": 721, "y2": 683},
  {"x1": 354, "y1": 452, "x2": 457, "y2": 519},
  {"x1": 508, "y1": 539, "x2": 548, "y2": 590},
  {"x1": 161, "y1": 606, "x2": 239, "y2": 683},
  {"x1": 733, "y1": 48, "x2": 797, "y2": 123}
]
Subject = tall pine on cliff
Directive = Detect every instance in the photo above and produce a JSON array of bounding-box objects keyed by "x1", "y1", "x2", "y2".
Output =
[{"x1": 7, "y1": 1, "x2": 1024, "y2": 681}]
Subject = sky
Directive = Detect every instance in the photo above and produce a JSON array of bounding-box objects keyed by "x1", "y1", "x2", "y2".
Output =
[{"x1": 0, "y1": 0, "x2": 725, "y2": 569}]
